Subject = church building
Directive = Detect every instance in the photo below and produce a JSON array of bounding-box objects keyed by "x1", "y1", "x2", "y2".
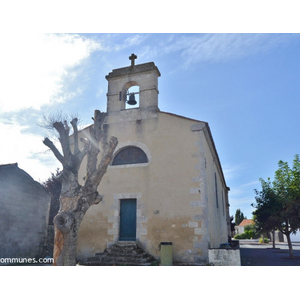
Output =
[{"x1": 77, "y1": 54, "x2": 230, "y2": 265}]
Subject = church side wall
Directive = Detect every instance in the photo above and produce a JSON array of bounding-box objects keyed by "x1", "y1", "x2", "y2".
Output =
[{"x1": 202, "y1": 135, "x2": 229, "y2": 248}]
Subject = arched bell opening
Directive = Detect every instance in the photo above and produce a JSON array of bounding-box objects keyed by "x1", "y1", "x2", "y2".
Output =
[{"x1": 122, "y1": 82, "x2": 140, "y2": 110}]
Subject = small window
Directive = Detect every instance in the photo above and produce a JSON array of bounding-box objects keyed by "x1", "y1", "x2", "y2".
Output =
[{"x1": 112, "y1": 146, "x2": 148, "y2": 166}]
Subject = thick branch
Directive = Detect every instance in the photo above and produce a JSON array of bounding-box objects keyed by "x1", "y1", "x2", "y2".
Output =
[
  {"x1": 83, "y1": 136, "x2": 118, "y2": 206},
  {"x1": 53, "y1": 121, "x2": 72, "y2": 160},
  {"x1": 70, "y1": 118, "x2": 79, "y2": 154},
  {"x1": 86, "y1": 110, "x2": 106, "y2": 174},
  {"x1": 93, "y1": 110, "x2": 105, "y2": 141},
  {"x1": 43, "y1": 137, "x2": 65, "y2": 165},
  {"x1": 63, "y1": 120, "x2": 70, "y2": 139},
  {"x1": 76, "y1": 137, "x2": 90, "y2": 166},
  {"x1": 96, "y1": 136, "x2": 118, "y2": 185}
]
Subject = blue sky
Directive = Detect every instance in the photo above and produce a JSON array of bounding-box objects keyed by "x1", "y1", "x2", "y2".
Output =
[{"x1": 1, "y1": 33, "x2": 300, "y2": 221}]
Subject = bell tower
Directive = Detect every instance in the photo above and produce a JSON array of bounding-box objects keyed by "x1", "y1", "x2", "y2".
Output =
[{"x1": 105, "y1": 54, "x2": 161, "y2": 114}]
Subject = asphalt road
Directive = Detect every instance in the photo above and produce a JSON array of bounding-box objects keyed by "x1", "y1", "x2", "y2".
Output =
[{"x1": 239, "y1": 239, "x2": 300, "y2": 266}]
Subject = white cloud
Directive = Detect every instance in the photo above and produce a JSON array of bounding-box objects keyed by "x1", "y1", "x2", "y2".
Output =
[
  {"x1": 240, "y1": 180, "x2": 260, "y2": 188},
  {"x1": 223, "y1": 163, "x2": 247, "y2": 181},
  {"x1": 108, "y1": 34, "x2": 148, "y2": 52},
  {"x1": 0, "y1": 33, "x2": 102, "y2": 112},
  {"x1": 0, "y1": 120, "x2": 60, "y2": 181},
  {"x1": 227, "y1": 179, "x2": 261, "y2": 218},
  {"x1": 223, "y1": 162, "x2": 260, "y2": 217},
  {"x1": 124, "y1": 34, "x2": 146, "y2": 47},
  {"x1": 0, "y1": 33, "x2": 104, "y2": 181},
  {"x1": 161, "y1": 33, "x2": 300, "y2": 67}
]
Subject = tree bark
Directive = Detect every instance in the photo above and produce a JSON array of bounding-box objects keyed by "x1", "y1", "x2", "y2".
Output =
[
  {"x1": 53, "y1": 209, "x2": 79, "y2": 266},
  {"x1": 282, "y1": 219, "x2": 294, "y2": 258},
  {"x1": 43, "y1": 110, "x2": 118, "y2": 266},
  {"x1": 286, "y1": 232, "x2": 294, "y2": 258},
  {"x1": 53, "y1": 194, "x2": 91, "y2": 265}
]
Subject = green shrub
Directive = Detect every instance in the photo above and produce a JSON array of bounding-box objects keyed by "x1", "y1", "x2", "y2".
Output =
[
  {"x1": 234, "y1": 231, "x2": 256, "y2": 239},
  {"x1": 244, "y1": 229, "x2": 254, "y2": 239},
  {"x1": 234, "y1": 234, "x2": 242, "y2": 239},
  {"x1": 259, "y1": 238, "x2": 269, "y2": 244},
  {"x1": 234, "y1": 233, "x2": 247, "y2": 239}
]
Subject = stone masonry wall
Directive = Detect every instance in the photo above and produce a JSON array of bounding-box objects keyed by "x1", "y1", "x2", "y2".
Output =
[
  {"x1": 208, "y1": 249, "x2": 241, "y2": 266},
  {"x1": 0, "y1": 165, "x2": 50, "y2": 261}
]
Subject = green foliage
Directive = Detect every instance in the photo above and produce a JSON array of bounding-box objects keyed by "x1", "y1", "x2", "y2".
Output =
[
  {"x1": 244, "y1": 229, "x2": 254, "y2": 239},
  {"x1": 252, "y1": 179, "x2": 281, "y2": 235},
  {"x1": 233, "y1": 234, "x2": 243, "y2": 239},
  {"x1": 235, "y1": 209, "x2": 246, "y2": 225},
  {"x1": 252, "y1": 154, "x2": 300, "y2": 257},
  {"x1": 246, "y1": 224, "x2": 260, "y2": 239},
  {"x1": 234, "y1": 231, "x2": 254, "y2": 239},
  {"x1": 244, "y1": 225, "x2": 252, "y2": 231},
  {"x1": 259, "y1": 238, "x2": 269, "y2": 244}
]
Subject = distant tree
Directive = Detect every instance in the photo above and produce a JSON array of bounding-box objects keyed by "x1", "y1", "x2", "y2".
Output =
[
  {"x1": 252, "y1": 179, "x2": 281, "y2": 248},
  {"x1": 42, "y1": 168, "x2": 62, "y2": 225},
  {"x1": 252, "y1": 155, "x2": 300, "y2": 258},
  {"x1": 42, "y1": 110, "x2": 118, "y2": 265},
  {"x1": 230, "y1": 216, "x2": 235, "y2": 234},
  {"x1": 273, "y1": 155, "x2": 300, "y2": 257},
  {"x1": 235, "y1": 209, "x2": 246, "y2": 225}
]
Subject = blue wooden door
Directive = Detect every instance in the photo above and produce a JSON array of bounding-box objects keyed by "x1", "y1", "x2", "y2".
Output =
[{"x1": 119, "y1": 199, "x2": 137, "y2": 241}]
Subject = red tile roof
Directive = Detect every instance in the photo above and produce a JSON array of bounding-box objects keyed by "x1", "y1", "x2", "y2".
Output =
[{"x1": 238, "y1": 219, "x2": 254, "y2": 227}]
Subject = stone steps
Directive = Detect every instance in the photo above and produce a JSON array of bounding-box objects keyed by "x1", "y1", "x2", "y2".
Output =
[{"x1": 80, "y1": 242, "x2": 158, "y2": 266}]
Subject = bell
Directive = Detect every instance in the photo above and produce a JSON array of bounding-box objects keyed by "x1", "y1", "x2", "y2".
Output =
[{"x1": 127, "y1": 93, "x2": 137, "y2": 105}]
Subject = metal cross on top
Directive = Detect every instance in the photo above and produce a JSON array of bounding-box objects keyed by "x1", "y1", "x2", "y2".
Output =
[{"x1": 129, "y1": 53, "x2": 137, "y2": 67}]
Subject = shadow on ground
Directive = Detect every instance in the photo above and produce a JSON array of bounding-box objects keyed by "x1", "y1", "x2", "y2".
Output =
[{"x1": 240, "y1": 245, "x2": 300, "y2": 266}]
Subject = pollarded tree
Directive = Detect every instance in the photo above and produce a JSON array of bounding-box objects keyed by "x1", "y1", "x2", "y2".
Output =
[{"x1": 43, "y1": 110, "x2": 118, "y2": 266}]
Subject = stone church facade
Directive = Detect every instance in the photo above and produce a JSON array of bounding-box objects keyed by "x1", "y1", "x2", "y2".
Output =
[{"x1": 77, "y1": 56, "x2": 230, "y2": 264}]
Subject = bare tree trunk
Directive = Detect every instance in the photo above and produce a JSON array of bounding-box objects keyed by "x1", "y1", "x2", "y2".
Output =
[
  {"x1": 52, "y1": 195, "x2": 82, "y2": 265},
  {"x1": 286, "y1": 232, "x2": 294, "y2": 258},
  {"x1": 52, "y1": 185, "x2": 106, "y2": 265},
  {"x1": 53, "y1": 211, "x2": 79, "y2": 266},
  {"x1": 43, "y1": 110, "x2": 118, "y2": 266},
  {"x1": 282, "y1": 219, "x2": 294, "y2": 259},
  {"x1": 272, "y1": 230, "x2": 276, "y2": 249}
]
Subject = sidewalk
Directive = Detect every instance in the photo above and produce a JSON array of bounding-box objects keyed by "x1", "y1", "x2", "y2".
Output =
[{"x1": 239, "y1": 240, "x2": 300, "y2": 266}]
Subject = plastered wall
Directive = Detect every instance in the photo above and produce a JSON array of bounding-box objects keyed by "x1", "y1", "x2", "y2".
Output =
[{"x1": 77, "y1": 111, "x2": 229, "y2": 264}]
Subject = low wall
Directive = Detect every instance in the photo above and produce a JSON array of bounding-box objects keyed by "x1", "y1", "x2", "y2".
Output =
[{"x1": 208, "y1": 249, "x2": 241, "y2": 266}]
